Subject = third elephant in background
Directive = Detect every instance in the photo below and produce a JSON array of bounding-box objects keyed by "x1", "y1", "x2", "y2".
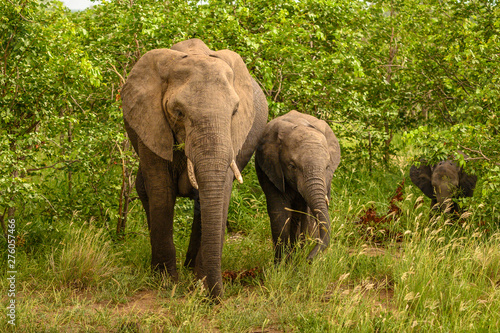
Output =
[
  {"x1": 410, "y1": 151, "x2": 477, "y2": 215},
  {"x1": 255, "y1": 110, "x2": 341, "y2": 263}
]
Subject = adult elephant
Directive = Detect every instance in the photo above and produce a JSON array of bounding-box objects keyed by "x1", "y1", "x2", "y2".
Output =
[
  {"x1": 121, "y1": 39, "x2": 268, "y2": 299},
  {"x1": 255, "y1": 111, "x2": 341, "y2": 263}
]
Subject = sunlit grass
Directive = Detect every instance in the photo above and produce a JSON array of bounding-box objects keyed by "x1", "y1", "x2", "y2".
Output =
[{"x1": 1, "y1": 160, "x2": 499, "y2": 332}]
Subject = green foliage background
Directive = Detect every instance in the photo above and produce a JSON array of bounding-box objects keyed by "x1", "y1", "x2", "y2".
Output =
[
  {"x1": 1, "y1": 1, "x2": 500, "y2": 331},
  {"x1": 1, "y1": 0, "x2": 499, "y2": 245}
]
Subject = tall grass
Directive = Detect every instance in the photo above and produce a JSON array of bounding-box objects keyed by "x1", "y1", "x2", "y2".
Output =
[
  {"x1": 48, "y1": 224, "x2": 121, "y2": 289},
  {"x1": 1, "y1": 160, "x2": 499, "y2": 332}
]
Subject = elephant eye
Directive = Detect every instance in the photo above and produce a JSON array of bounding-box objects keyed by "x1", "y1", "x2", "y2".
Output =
[
  {"x1": 232, "y1": 107, "x2": 238, "y2": 116},
  {"x1": 288, "y1": 163, "x2": 296, "y2": 170},
  {"x1": 173, "y1": 108, "x2": 184, "y2": 119}
]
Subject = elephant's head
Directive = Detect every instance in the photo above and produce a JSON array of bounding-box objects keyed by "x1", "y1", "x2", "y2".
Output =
[
  {"x1": 432, "y1": 160, "x2": 461, "y2": 206},
  {"x1": 410, "y1": 153, "x2": 477, "y2": 213},
  {"x1": 257, "y1": 111, "x2": 341, "y2": 257},
  {"x1": 121, "y1": 39, "x2": 258, "y2": 298},
  {"x1": 122, "y1": 39, "x2": 253, "y2": 178}
]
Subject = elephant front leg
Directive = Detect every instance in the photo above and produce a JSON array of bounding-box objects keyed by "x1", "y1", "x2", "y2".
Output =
[
  {"x1": 256, "y1": 163, "x2": 292, "y2": 263},
  {"x1": 148, "y1": 185, "x2": 178, "y2": 280},
  {"x1": 429, "y1": 198, "x2": 439, "y2": 219},
  {"x1": 260, "y1": 182, "x2": 293, "y2": 263},
  {"x1": 139, "y1": 142, "x2": 179, "y2": 281},
  {"x1": 268, "y1": 202, "x2": 293, "y2": 263},
  {"x1": 290, "y1": 200, "x2": 309, "y2": 248},
  {"x1": 430, "y1": 198, "x2": 438, "y2": 211}
]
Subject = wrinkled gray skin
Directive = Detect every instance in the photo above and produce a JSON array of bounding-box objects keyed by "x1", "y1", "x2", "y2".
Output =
[
  {"x1": 255, "y1": 111, "x2": 341, "y2": 263},
  {"x1": 121, "y1": 39, "x2": 268, "y2": 299},
  {"x1": 410, "y1": 153, "x2": 477, "y2": 214}
]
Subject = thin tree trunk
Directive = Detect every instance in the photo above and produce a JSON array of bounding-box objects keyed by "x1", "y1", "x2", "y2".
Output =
[
  {"x1": 0, "y1": 207, "x2": 8, "y2": 238},
  {"x1": 68, "y1": 120, "x2": 72, "y2": 199},
  {"x1": 7, "y1": 170, "x2": 18, "y2": 221},
  {"x1": 368, "y1": 131, "x2": 373, "y2": 175},
  {"x1": 384, "y1": 6, "x2": 397, "y2": 165},
  {"x1": 117, "y1": 139, "x2": 133, "y2": 236}
]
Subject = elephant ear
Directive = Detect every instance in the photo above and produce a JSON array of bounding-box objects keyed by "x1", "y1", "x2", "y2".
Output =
[
  {"x1": 409, "y1": 160, "x2": 435, "y2": 198},
  {"x1": 256, "y1": 118, "x2": 287, "y2": 193},
  {"x1": 122, "y1": 49, "x2": 187, "y2": 161},
  {"x1": 454, "y1": 150, "x2": 477, "y2": 197},
  {"x1": 210, "y1": 49, "x2": 254, "y2": 156},
  {"x1": 459, "y1": 170, "x2": 477, "y2": 197}
]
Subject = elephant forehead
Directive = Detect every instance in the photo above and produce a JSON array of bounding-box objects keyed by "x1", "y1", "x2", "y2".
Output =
[
  {"x1": 432, "y1": 166, "x2": 459, "y2": 184},
  {"x1": 166, "y1": 56, "x2": 239, "y2": 109},
  {"x1": 433, "y1": 161, "x2": 459, "y2": 174},
  {"x1": 284, "y1": 130, "x2": 329, "y2": 161},
  {"x1": 286, "y1": 127, "x2": 327, "y2": 146},
  {"x1": 436, "y1": 160, "x2": 456, "y2": 168},
  {"x1": 170, "y1": 55, "x2": 234, "y2": 83}
]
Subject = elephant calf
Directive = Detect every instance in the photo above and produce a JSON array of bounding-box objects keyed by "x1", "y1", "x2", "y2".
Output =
[
  {"x1": 410, "y1": 152, "x2": 477, "y2": 215},
  {"x1": 255, "y1": 110, "x2": 341, "y2": 263}
]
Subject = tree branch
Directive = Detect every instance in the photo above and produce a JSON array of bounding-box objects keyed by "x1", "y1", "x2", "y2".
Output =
[
  {"x1": 70, "y1": 95, "x2": 86, "y2": 113},
  {"x1": 25, "y1": 159, "x2": 82, "y2": 172},
  {"x1": 108, "y1": 62, "x2": 126, "y2": 86},
  {"x1": 459, "y1": 145, "x2": 500, "y2": 166}
]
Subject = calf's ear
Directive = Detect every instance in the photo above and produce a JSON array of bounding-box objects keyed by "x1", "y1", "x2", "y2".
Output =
[
  {"x1": 256, "y1": 120, "x2": 287, "y2": 193},
  {"x1": 410, "y1": 160, "x2": 435, "y2": 198},
  {"x1": 459, "y1": 170, "x2": 477, "y2": 197}
]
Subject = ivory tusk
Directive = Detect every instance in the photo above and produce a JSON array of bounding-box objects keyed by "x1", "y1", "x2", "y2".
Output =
[
  {"x1": 325, "y1": 195, "x2": 330, "y2": 206},
  {"x1": 187, "y1": 158, "x2": 199, "y2": 190},
  {"x1": 230, "y1": 160, "x2": 243, "y2": 184}
]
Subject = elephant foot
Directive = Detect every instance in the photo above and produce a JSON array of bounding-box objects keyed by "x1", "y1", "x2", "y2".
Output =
[
  {"x1": 192, "y1": 266, "x2": 224, "y2": 301},
  {"x1": 152, "y1": 262, "x2": 179, "y2": 282},
  {"x1": 306, "y1": 243, "x2": 326, "y2": 262},
  {"x1": 184, "y1": 244, "x2": 199, "y2": 269},
  {"x1": 183, "y1": 256, "x2": 196, "y2": 269},
  {"x1": 205, "y1": 279, "x2": 224, "y2": 301}
]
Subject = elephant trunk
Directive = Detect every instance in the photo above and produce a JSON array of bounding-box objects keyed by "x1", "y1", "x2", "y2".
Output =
[
  {"x1": 196, "y1": 168, "x2": 230, "y2": 299},
  {"x1": 187, "y1": 129, "x2": 234, "y2": 299},
  {"x1": 301, "y1": 174, "x2": 331, "y2": 261},
  {"x1": 434, "y1": 184, "x2": 457, "y2": 213}
]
